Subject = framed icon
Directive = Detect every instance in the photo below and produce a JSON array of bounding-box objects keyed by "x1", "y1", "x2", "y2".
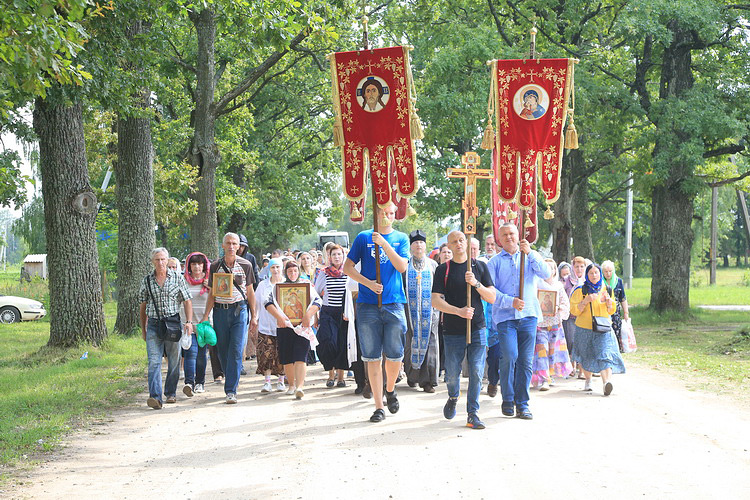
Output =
[
  {"x1": 212, "y1": 272, "x2": 233, "y2": 298},
  {"x1": 538, "y1": 289, "x2": 557, "y2": 317},
  {"x1": 275, "y1": 282, "x2": 310, "y2": 326}
]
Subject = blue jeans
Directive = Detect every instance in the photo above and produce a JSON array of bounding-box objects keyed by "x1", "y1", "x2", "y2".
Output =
[
  {"x1": 182, "y1": 333, "x2": 207, "y2": 387},
  {"x1": 146, "y1": 318, "x2": 180, "y2": 402},
  {"x1": 486, "y1": 342, "x2": 502, "y2": 386},
  {"x1": 356, "y1": 303, "x2": 407, "y2": 362},
  {"x1": 443, "y1": 329, "x2": 487, "y2": 415},
  {"x1": 497, "y1": 316, "x2": 537, "y2": 411},
  {"x1": 213, "y1": 303, "x2": 248, "y2": 395}
]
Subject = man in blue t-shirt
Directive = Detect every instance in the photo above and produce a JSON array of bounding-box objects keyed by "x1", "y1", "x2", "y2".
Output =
[{"x1": 344, "y1": 202, "x2": 409, "y2": 423}]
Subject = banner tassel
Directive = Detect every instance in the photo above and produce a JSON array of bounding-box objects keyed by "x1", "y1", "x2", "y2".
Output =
[
  {"x1": 410, "y1": 109, "x2": 424, "y2": 140},
  {"x1": 565, "y1": 113, "x2": 579, "y2": 150},
  {"x1": 481, "y1": 123, "x2": 495, "y2": 150}
]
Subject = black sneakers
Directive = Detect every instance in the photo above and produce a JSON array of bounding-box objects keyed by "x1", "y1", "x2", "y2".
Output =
[
  {"x1": 370, "y1": 409, "x2": 386, "y2": 422},
  {"x1": 443, "y1": 397, "x2": 458, "y2": 420}
]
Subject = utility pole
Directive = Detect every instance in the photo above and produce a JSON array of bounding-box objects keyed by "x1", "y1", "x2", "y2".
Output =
[
  {"x1": 710, "y1": 185, "x2": 718, "y2": 285},
  {"x1": 622, "y1": 173, "x2": 633, "y2": 288}
]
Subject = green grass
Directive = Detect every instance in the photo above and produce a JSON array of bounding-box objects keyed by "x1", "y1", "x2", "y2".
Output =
[
  {"x1": 625, "y1": 267, "x2": 750, "y2": 307},
  {"x1": 0, "y1": 302, "x2": 145, "y2": 471},
  {"x1": 626, "y1": 308, "x2": 750, "y2": 398}
]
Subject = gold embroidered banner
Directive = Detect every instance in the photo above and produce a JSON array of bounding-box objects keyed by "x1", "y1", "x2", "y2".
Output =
[{"x1": 330, "y1": 46, "x2": 422, "y2": 221}]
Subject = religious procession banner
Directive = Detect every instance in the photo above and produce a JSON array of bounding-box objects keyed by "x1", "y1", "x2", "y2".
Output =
[
  {"x1": 484, "y1": 58, "x2": 575, "y2": 243},
  {"x1": 490, "y1": 149, "x2": 538, "y2": 243},
  {"x1": 330, "y1": 46, "x2": 422, "y2": 221}
]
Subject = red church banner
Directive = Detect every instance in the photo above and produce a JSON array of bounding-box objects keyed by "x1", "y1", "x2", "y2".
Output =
[
  {"x1": 330, "y1": 46, "x2": 421, "y2": 220},
  {"x1": 490, "y1": 58, "x2": 573, "y2": 209},
  {"x1": 491, "y1": 148, "x2": 538, "y2": 243}
]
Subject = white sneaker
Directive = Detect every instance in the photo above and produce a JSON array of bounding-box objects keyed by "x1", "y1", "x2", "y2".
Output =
[
  {"x1": 286, "y1": 385, "x2": 296, "y2": 396},
  {"x1": 584, "y1": 379, "x2": 592, "y2": 392},
  {"x1": 295, "y1": 388, "x2": 305, "y2": 399},
  {"x1": 226, "y1": 393, "x2": 238, "y2": 404},
  {"x1": 261, "y1": 381, "x2": 272, "y2": 393},
  {"x1": 194, "y1": 384, "x2": 205, "y2": 393},
  {"x1": 539, "y1": 381, "x2": 550, "y2": 391},
  {"x1": 276, "y1": 380, "x2": 286, "y2": 392}
]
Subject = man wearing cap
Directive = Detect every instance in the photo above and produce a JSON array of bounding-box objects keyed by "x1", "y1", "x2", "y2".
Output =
[
  {"x1": 343, "y1": 202, "x2": 409, "y2": 423},
  {"x1": 201, "y1": 232, "x2": 258, "y2": 404},
  {"x1": 403, "y1": 230, "x2": 439, "y2": 393}
]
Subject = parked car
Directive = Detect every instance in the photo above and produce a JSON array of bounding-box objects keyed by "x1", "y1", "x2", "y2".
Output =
[{"x1": 0, "y1": 295, "x2": 46, "y2": 323}]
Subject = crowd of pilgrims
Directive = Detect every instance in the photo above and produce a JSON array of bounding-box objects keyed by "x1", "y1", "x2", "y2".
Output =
[{"x1": 141, "y1": 217, "x2": 629, "y2": 428}]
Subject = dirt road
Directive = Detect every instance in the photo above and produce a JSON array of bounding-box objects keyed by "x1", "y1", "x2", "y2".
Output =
[{"x1": 8, "y1": 360, "x2": 750, "y2": 499}]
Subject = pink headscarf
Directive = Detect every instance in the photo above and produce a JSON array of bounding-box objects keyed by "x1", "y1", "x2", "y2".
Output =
[{"x1": 184, "y1": 252, "x2": 211, "y2": 295}]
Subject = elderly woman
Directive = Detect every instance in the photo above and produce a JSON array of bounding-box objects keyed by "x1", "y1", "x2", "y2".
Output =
[
  {"x1": 569, "y1": 264, "x2": 626, "y2": 395},
  {"x1": 255, "y1": 258, "x2": 286, "y2": 393},
  {"x1": 180, "y1": 252, "x2": 212, "y2": 396},
  {"x1": 265, "y1": 261, "x2": 322, "y2": 399},
  {"x1": 532, "y1": 259, "x2": 572, "y2": 391},
  {"x1": 601, "y1": 260, "x2": 630, "y2": 352},
  {"x1": 139, "y1": 248, "x2": 194, "y2": 409}
]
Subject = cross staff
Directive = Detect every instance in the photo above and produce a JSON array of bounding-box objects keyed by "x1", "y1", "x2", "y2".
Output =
[{"x1": 447, "y1": 151, "x2": 494, "y2": 343}]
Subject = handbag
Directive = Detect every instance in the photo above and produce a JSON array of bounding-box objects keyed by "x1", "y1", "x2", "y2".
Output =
[
  {"x1": 146, "y1": 275, "x2": 183, "y2": 342},
  {"x1": 589, "y1": 298, "x2": 612, "y2": 333}
]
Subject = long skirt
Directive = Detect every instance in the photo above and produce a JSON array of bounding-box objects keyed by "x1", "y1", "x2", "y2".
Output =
[
  {"x1": 532, "y1": 323, "x2": 573, "y2": 386},
  {"x1": 255, "y1": 332, "x2": 283, "y2": 376},
  {"x1": 316, "y1": 305, "x2": 350, "y2": 371},
  {"x1": 572, "y1": 325, "x2": 626, "y2": 374}
]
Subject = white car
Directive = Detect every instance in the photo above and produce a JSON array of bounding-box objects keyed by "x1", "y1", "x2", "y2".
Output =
[{"x1": 0, "y1": 295, "x2": 47, "y2": 323}]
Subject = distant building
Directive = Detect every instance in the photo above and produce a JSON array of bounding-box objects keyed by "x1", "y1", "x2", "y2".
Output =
[{"x1": 22, "y1": 254, "x2": 47, "y2": 280}]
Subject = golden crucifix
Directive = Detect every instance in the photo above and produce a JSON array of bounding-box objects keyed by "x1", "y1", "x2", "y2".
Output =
[
  {"x1": 446, "y1": 151, "x2": 494, "y2": 343},
  {"x1": 447, "y1": 152, "x2": 494, "y2": 236}
]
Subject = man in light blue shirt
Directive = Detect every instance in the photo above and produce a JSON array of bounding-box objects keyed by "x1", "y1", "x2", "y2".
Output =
[{"x1": 487, "y1": 223, "x2": 550, "y2": 420}]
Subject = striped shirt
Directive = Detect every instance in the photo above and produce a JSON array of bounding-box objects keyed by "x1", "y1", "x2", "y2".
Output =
[
  {"x1": 139, "y1": 270, "x2": 193, "y2": 319},
  {"x1": 314, "y1": 271, "x2": 348, "y2": 308}
]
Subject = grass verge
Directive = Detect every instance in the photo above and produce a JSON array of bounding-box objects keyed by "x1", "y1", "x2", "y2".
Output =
[
  {"x1": 627, "y1": 307, "x2": 750, "y2": 400},
  {"x1": 0, "y1": 302, "x2": 145, "y2": 475}
]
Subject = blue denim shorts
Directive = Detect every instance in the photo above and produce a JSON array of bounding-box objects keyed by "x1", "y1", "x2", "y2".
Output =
[{"x1": 356, "y1": 302, "x2": 407, "y2": 362}]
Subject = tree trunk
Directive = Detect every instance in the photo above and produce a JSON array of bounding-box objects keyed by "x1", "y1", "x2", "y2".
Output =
[
  {"x1": 188, "y1": 7, "x2": 220, "y2": 259},
  {"x1": 551, "y1": 154, "x2": 573, "y2": 264},
  {"x1": 569, "y1": 150, "x2": 594, "y2": 261},
  {"x1": 33, "y1": 96, "x2": 107, "y2": 347},
  {"x1": 114, "y1": 90, "x2": 155, "y2": 336},
  {"x1": 649, "y1": 23, "x2": 694, "y2": 313}
]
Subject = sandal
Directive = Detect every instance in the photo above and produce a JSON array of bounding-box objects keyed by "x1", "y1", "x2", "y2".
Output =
[{"x1": 326, "y1": 379, "x2": 335, "y2": 388}]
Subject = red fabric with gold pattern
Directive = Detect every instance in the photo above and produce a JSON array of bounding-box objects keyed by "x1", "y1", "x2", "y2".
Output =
[
  {"x1": 491, "y1": 148, "x2": 538, "y2": 243},
  {"x1": 332, "y1": 46, "x2": 418, "y2": 211},
  {"x1": 493, "y1": 58, "x2": 573, "y2": 207}
]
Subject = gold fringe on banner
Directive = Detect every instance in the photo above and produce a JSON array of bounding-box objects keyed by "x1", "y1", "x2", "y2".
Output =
[
  {"x1": 329, "y1": 55, "x2": 345, "y2": 147},
  {"x1": 406, "y1": 49, "x2": 425, "y2": 141},
  {"x1": 481, "y1": 60, "x2": 498, "y2": 150},
  {"x1": 564, "y1": 65, "x2": 579, "y2": 150}
]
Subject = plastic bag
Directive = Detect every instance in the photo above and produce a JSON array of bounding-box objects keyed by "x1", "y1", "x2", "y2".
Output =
[
  {"x1": 196, "y1": 321, "x2": 217, "y2": 348},
  {"x1": 620, "y1": 318, "x2": 637, "y2": 353},
  {"x1": 180, "y1": 330, "x2": 192, "y2": 350}
]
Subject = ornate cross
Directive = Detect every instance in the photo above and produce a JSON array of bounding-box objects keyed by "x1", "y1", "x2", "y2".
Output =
[{"x1": 446, "y1": 152, "x2": 495, "y2": 236}]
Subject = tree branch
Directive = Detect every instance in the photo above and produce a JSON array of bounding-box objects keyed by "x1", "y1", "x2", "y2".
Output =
[
  {"x1": 705, "y1": 169, "x2": 750, "y2": 188},
  {"x1": 487, "y1": 0, "x2": 514, "y2": 46},
  {"x1": 703, "y1": 143, "x2": 746, "y2": 159},
  {"x1": 214, "y1": 28, "x2": 310, "y2": 115}
]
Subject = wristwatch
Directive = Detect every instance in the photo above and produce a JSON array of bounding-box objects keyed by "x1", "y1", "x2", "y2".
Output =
[{"x1": 473, "y1": 281, "x2": 482, "y2": 289}]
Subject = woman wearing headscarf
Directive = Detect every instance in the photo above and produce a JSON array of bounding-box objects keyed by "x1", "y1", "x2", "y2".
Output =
[
  {"x1": 601, "y1": 260, "x2": 630, "y2": 352},
  {"x1": 180, "y1": 252, "x2": 212, "y2": 395},
  {"x1": 297, "y1": 251, "x2": 317, "y2": 282},
  {"x1": 531, "y1": 259, "x2": 572, "y2": 391},
  {"x1": 265, "y1": 260, "x2": 322, "y2": 399},
  {"x1": 569, "y1": 264, "x2": 626, "y2": 395},
  {"x1": 314, "y1": 244, "x2": 350, "y2": 388},
  {"x1": 254, "y1": 258, "x2": 286, "y2": 393},
  {"x1": 557, "y1": 262, "x2": 571, "y2": 283}
]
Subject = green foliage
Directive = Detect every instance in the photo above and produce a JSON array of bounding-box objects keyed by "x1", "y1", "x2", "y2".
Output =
[{"x1": 12, "y1": 195, "x2": 46, "y2": 254}]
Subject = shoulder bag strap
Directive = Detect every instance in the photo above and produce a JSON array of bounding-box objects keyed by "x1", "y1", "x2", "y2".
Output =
[
  {"x1": 221, "y1": 259, "x2": 247, "y2": 302},
  {"x1": 147, "y1": 275, "x2": 164, "y2": 320}
]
